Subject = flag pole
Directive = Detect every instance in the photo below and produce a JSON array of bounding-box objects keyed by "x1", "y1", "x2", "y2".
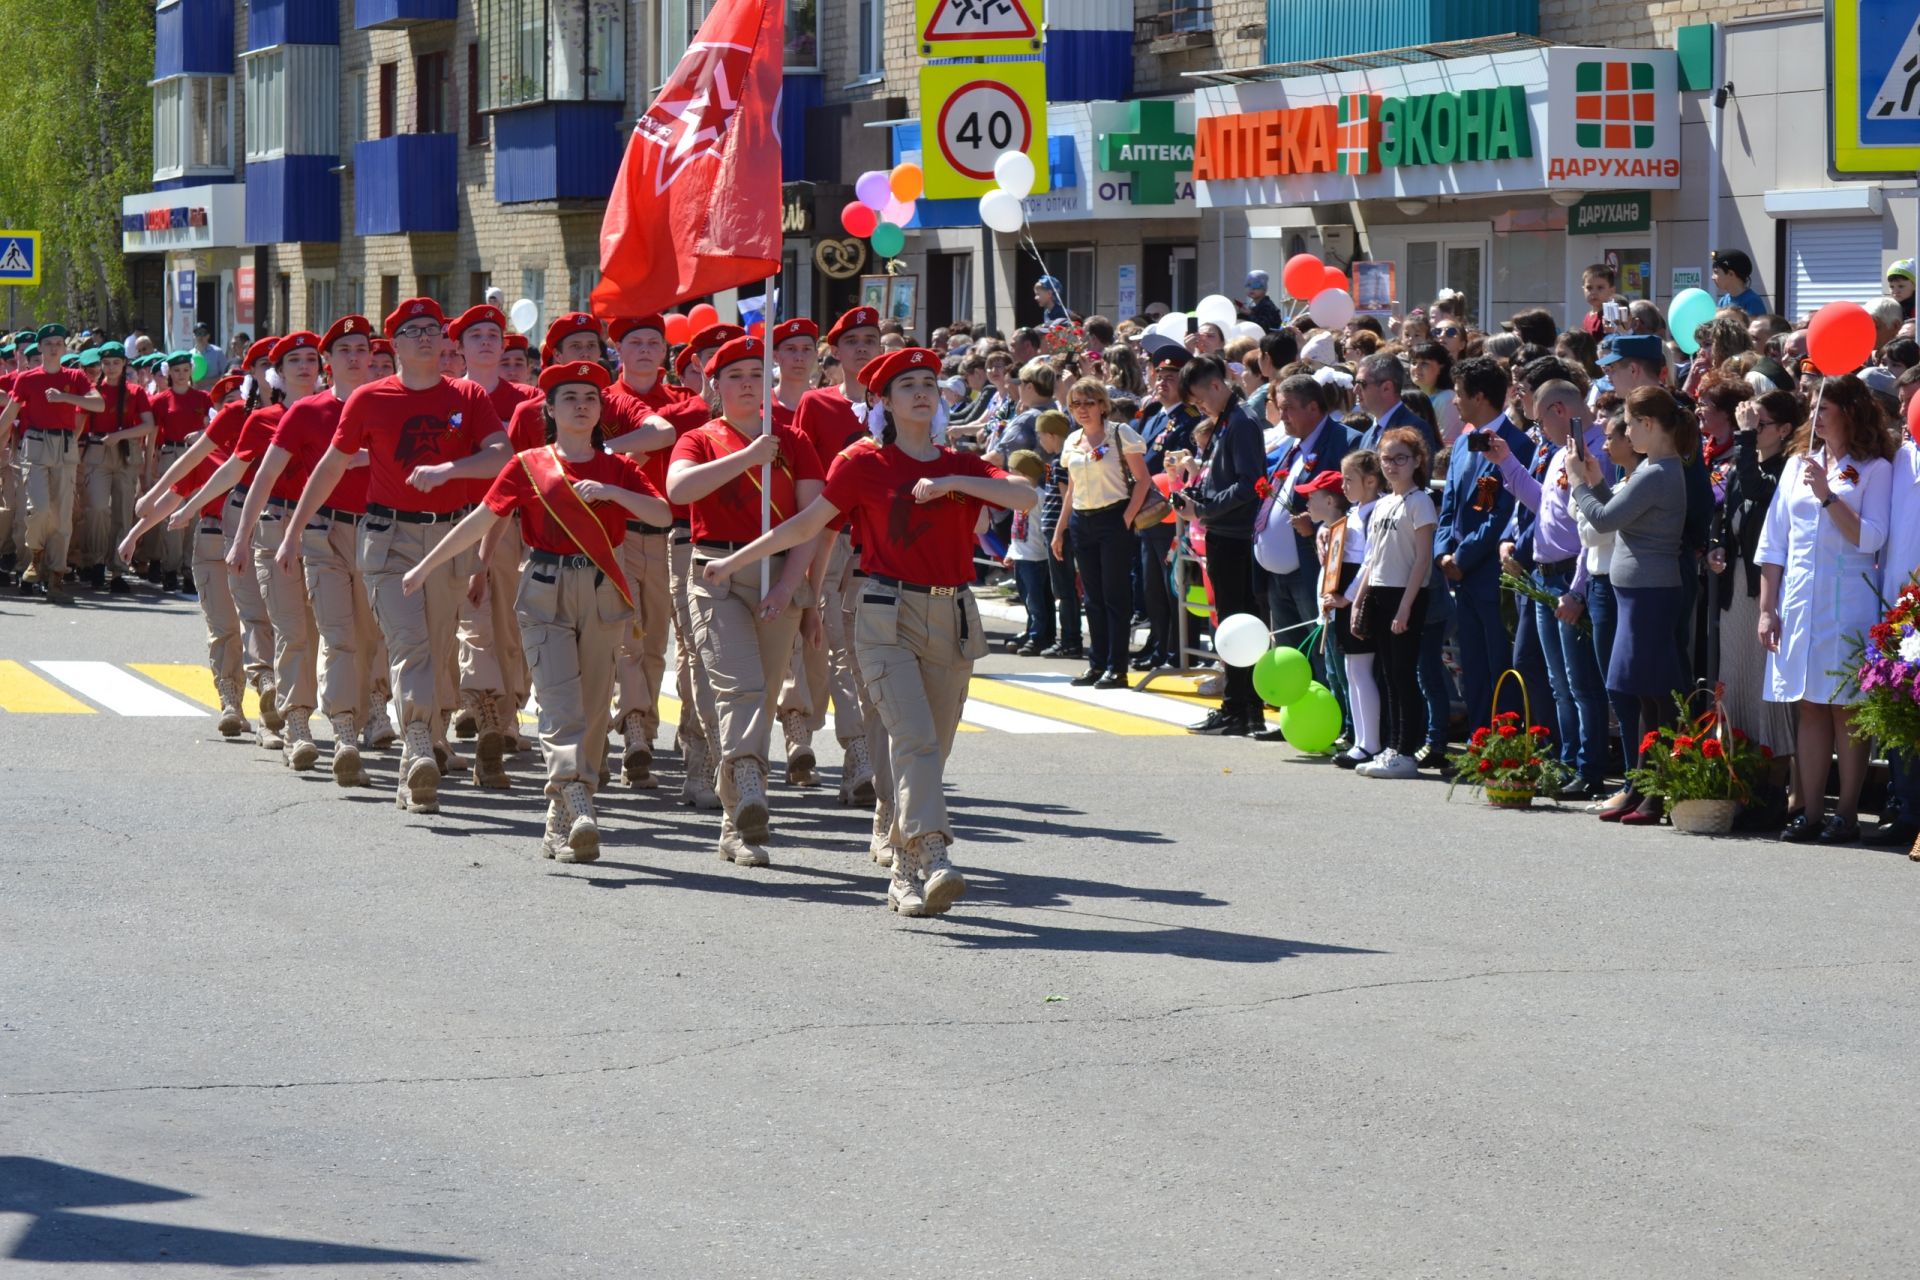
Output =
[{"x1": 759, "y1": 273, "x2": 776, "y2": 596}]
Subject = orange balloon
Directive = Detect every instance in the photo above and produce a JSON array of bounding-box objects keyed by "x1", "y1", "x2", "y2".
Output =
[
  {"x1": 663, "y1": 313, "x2": 691, "y2": 345},
  {"x1": 890, "y1": 163, "x2": 924, "y2": 202}
]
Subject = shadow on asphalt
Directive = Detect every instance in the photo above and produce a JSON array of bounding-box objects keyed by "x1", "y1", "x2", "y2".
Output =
[{"x1": 0, "y1": 1157, "x2": 469, "y2": 1266}]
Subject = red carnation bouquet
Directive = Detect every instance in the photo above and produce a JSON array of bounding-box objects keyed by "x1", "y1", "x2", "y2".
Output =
[
  {"x1": 1446, "y1": 711, "x2": 1572, "y2": 805},
  {"x1": 1626, "y1": 692, "x2": 1769, "y2": 809}
]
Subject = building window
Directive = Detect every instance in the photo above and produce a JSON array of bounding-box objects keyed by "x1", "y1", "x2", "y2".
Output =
[
  {"x1": 347, "y1": 69, "x2": 367, "y2": 153},
  {"x1": 345, "y1": 277, "x2": 365, "y2": 319},
  {"x1": 478, "y1": 0, "x2": 625, "y2": 111},
  {"x1": 652, "y1": 0, "x2": 715, "y2": 92},
  {"x1": 378, "y1": 62, "x2": 397, "y2": 139},
  {"x1": 521, "y1": 268, "x2": 547, "y2": 326},
  {"x1": 469, "y1": 271, "x2": 492, "y2": 306},
  {"x1": 306, "y1": 279, "x2": 334, "y2": 331},
  {"x1": 276, "y1": 274, "x2": 292, "y2": 332},
  {"x1": 244, "y1": 45, "x2": 341, "y2": 163},
  {"x1": 380, "y1": 275, "x2": 400, "y2": 324},
  {"x1": 786, "y1": 0, "x2": 817, "y2": 69},
  {"x1": 854, "y1": 0, "x2": 882, "y2": 78},
  {"x1": 466, "y1": 44, "x2": 487, "y2": 146},
  {"x1": 1166, "y1": 0, "x2": 1212, "y2": 33},
  {"x1": 416, "y1": 51, "x2": 450, "y2": 134},
  {"x1": 152, "y1": 75, "x2": 233, "y2": 181},
  {"x1": 571, "y1": 266, "x2": 600, "y2": 314},
  {"x1": 418, "y1": 274, "x2": 448, "y2": 308}
]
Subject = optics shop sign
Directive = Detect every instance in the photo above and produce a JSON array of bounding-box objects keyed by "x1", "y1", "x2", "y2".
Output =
[{"x1": 1193, "y1": 46, "x2": 1678, "y2": 208}]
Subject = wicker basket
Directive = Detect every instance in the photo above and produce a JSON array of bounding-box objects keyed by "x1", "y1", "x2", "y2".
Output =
[
  {"x1": 1669, "y1": 798, "x2": 1737, "y2": 835},
  {"x1": 1485, "y1": 785, "x2": 1536, "y2": 809}
]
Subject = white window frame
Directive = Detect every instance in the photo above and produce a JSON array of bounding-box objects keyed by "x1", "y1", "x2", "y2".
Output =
[
  {"x1": 152, "y1": 73, "x2": 234, "y2": 183},
  {"x1": 480, "y1": 0, "x2": 626, "y2": 110},
  {"x1": 1367, "y1": 220, "x2": 1493, "y2": 330},
  {"x1": 851, "y1": 0, "x2": 883, "y2": 82},
  {"x1": 571, "y1": 266, "x2": 601, "y2": 314},
  {"x1": 654, "y1": 0, "x2": 716, "y2": 94},
  {"x1": 521, "y1": 268, "x2": 547, "y2": 330},
  {"x1": 243, "y1": 49, "x2": 286, "y2": 161},
  {"x1": 242, "y1": 46, "x2": 341, "y2": 164},
  {"x1": 347, "y1": 69, "x2": 367, "y2": 154}
]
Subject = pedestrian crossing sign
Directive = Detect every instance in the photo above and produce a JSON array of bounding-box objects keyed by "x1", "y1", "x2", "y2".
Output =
[
  {"x1": 0, "y1": 231, "x2": 39, "y2": 286},
  {"x1": 916, "y1": 0, "x2": 1041, "y2": 58},
  {"x1": 1829, "y1": 1, "x2": 1920, "y2": 176}
]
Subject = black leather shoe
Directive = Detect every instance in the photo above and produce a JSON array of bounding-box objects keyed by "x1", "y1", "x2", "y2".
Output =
[
  {"x1": 1334, "y1": 749, "x2": 1375, "y2": 770},
  {"x1": 1779, "y1": 813, "x2": 1822, "y2": 843},
  {"x1": 108, "y1": 575, "x2": 130, "y2": 596},
  {"x1": 1865, "y1": 818, "x2": 1919, "y2": 847},
  {"x1": 1095, "y1": 671, "x2": 1128, "y2": 690},
  {"x1": 1558, "y1": 778, "x2": 1604, "y2": 802},
  {"x1": 1017, "y1": 643, "x2": 1042, "y2": 657},
  {"x1": 1817, "y1": 815, "x2": 1862, "y2": 845},
  {"x1": 1040, "y1": 643, "x2": 1084, "y2": 660},
  {"x1": 1188, "y1": 709, "x2": 1240, "y2": 735},
  {"x1": 1070, "y1": 668, "x2": 1103, "y2": 687},
  {"x1": 1252, "y1": 725, "x2": 1289, "y2": 742}
]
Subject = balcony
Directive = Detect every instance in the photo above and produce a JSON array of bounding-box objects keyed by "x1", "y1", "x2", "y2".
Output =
[
  {"x1": 1263, "y1": 0, "x2": 1536, "y2": 65},
  {"x1": 493, "y1": 102, "x2": 621, "y2": 205},
  {"x1": 354, "y1": 134, "x2": 458, "y2": 236},
  {"x1": 353, "y1": 0, "x2": 456, "y2": 30},
  {"x1": 247, "y1": 0, "x2": 339, "y2": 50},
  {"x1": 155, "y1": 0, "x2": 234, "y2": 78},
  {"x1": 245, "y1": 156, "x2": 340, "y2": 244}
]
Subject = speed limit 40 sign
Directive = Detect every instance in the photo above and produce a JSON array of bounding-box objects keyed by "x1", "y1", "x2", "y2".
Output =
[{"x1": 919, "y1": 62, "x2": 1049, "y2": 199}]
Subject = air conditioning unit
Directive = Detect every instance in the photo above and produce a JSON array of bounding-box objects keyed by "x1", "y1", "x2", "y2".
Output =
[{"x1": 1316, "y1": 224, "x2": 1356, "y2": 260}]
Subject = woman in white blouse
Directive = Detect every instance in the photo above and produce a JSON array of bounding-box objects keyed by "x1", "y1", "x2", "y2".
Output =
[
  {"x1": 1051, "y1": 376, "x2": 1150, "y2": 689},
  {"x1": 1756, "y1": 375, "x2": 1897, "y2": 845}
]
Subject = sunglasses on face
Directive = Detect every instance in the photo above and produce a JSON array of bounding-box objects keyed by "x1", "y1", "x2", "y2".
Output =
[{"x1": 1435, "y1": 327, "x2": 1462, "y2": 339}]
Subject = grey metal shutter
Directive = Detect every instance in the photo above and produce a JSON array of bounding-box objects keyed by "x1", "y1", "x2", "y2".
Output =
[{"x1": 1785, "y1": 218, "x2": 1883, "y2": 322}]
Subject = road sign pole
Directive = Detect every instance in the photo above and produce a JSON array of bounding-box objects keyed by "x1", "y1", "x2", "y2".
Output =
[{"x1": 982, "y1": 222, "x2": 997, "y2": 333}]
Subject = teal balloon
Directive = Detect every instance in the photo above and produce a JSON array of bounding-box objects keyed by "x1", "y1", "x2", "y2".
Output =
[
  {"x1": 1253, "y1": 645, "x2": 1311, "y2": 708},
  {"x1": 1278, "y1": 682, "x2": 1341, "y2": 754},
  {"x1": 1667, "y1": 288, "x2": 1716, "y2": 355},
  {"x1": 870, "y1": 221, "x2": 906, "y2": 259}
]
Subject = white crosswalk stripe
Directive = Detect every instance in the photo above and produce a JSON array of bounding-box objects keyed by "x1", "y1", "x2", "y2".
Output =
[{"x1": 32, "y1": 661, "x2": 206, "y2": 717}]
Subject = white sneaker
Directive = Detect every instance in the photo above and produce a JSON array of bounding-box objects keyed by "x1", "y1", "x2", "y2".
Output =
[
  {"x1": 1370, "y1": 751, "x2": 1419, "y2": 779},
  {"x1": 1354, "y1": 749, "x2": 1395, "y2": 778}
]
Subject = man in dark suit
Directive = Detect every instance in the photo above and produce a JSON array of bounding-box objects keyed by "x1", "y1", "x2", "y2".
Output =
[
  {"x1": 1435, "y1": 356, "x2": 1535, "y2": 739},
  {"x1": 1353, "y1": 352, "x2": 1438, "y2": 455}
]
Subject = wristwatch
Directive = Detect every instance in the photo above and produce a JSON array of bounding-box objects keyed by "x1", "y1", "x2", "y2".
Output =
[{"x1": 1819, "y1": 493, "x2": 1837, "y2": 508}]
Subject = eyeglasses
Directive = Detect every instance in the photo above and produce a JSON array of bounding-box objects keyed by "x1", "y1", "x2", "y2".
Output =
[
  {"x1": 394, "y1": 324, "x2": 443, "y2": 341},
  {"x1": 1380, "y1": 452, "x2": 1415, "y2": 465},
  {"x1": 1068, "y1": 399, "x2": 1104, "y2": 410}
]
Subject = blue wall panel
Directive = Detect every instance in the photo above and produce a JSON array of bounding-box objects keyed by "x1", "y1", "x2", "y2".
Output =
[
  {"x1": 247, "y1": 0, "x2": 339, "y2": 50},
  {"x1": 353, "y1": 0, "x2": 456, "y2": 29},
  {"x1": 355, "y1": 134, "x2": 458, "y2": 235},
  {"x1": 494, "y1": 102, "x2": 623, "y2": 204},
  {"x1": 1264, "y1": 0, "x2": 1537, "y2": 65},
  {"x1": 155, "y1": 0, "x2": 235, "y2": 77},
  {"x1": 1046, "y1": 31, "x2": 1132, "y2": 102},
  {"x1": 245, "y1": 155, "x2": 341, "y2": 244}
]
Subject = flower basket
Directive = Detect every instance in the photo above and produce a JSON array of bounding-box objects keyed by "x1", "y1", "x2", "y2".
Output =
[
  {"x1": 1669, "y1": 798, "x2": 1738, "y2": 835},
  {"x1": 1484, "y1": 785, "x2": 1536, "y2": 809},
  {"x1": 1446, "y1": 669, "x2": 1573, "y2": 806}
]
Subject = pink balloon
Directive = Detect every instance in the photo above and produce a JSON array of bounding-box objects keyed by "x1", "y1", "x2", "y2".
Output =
[{"x1": 880, "y1": 197, "x2": 916, "y2": 227}]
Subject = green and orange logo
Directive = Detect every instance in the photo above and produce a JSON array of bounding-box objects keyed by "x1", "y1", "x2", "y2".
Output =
[{"x1": 1574, "y1": 61, "x2": 1656, "y2": 151}]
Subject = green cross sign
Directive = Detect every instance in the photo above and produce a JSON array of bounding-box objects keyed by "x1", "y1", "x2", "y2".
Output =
[{"x1": 1098, "y1": 101, "x2": 1194, "y2": 206}]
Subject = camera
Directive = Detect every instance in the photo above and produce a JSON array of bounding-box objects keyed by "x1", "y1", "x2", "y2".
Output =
[{"x1": 1466, "y1": 432, "x2": 1492, "y2": 453}]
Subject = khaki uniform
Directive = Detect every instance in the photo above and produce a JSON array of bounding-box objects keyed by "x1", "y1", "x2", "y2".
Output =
[
  {"x1": 189, "y1": 517, "x2": 245, "y2": 694},
  {"x1": 250, "y1": 502, "x2": 321, "y2": 713},
  {"x1": 223, "y1": 491, "x2": 277, "y2": 690},
  {"x1": 689, "y1": 549, "x2": 805, "y2": 812},
  {"x1": 778, "y1": 530, "x2": 862, "y2": 745},
  {"x1": 19, "y1": 429, "x2": 80, "y2": 573},
  {"x1": 613, "y1": 522, "x2": 673, "y2": 742},
  {"x1": 0, "y1": 437, "x2": 21, "y2": 559},
  {"x1": 669, "y1": 530, "x2": 720, "y2": 755},
  {"x1": 457, "y1": 518, "x2": 528, "y2": 710},
  {"x1": 299, "y1": 509, "x2": 388, "y2": 722},
  {"x1": 851, "y1": 582, "x2": 988, "y2": 845},
  {"x1": 79, "y1": 439, "x2": 141, "y2": 573},
  {"x1": 142, "y1": 444, "x2": 192, "y2": 576},
  {"x1": 518, "y1": 554, "x2": 628, "y2": 796},
  {"x1": 360, "y1": 513, "x2": 464, "y2": 735},
  {"x1": 843, "y1": 555, "x2": 894, "y2": 803}
]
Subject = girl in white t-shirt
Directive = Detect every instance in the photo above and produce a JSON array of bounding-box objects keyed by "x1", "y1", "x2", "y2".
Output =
[
  {"x1": 1313, "y1": 451, "x2": 1384, "y2": 769},
  {"x1": 1352, "y1": 427, "x2": 1438, "y2": 779}
]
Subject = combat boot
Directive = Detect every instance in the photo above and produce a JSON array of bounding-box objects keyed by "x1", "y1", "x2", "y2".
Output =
[
  {"x1": 213, "y1": 676, "x2": 248, "y2": 738},
  {"x1": 256, "y1": 679, "x2": 285, "y2": 734},
  {"x1": 19, "y1": 551, "x2": 42, "y2": 588},
  {"x1": 362, "y1": 701, "x2": 397, "y2": 750},
  {"x1": 781, "y1": 709, "x2": 817, "y2": 787},
  {"x1": 731, "y1": 757, "x2": 770, "y2": 843},
  {"x1": 451, "y1": 703, "x2": 477, "y2": 739},
  {"x1": 283, "y1": 708, "x2": 320, "y2": 771},
  {"x1": 468, "y1": 691, "x2": 511, "y2": 789},
  {"x1": 398, "y1": 721, "x2": 440, "y2": 813},
  {"x1": 44, "y1": 570, "x2": 71, "y2": 603},
  {"x1": 870, "y1": 796, "x2": 898, "y2": 868},
  {"x1": 329, "y1": 712, "x2": 368, "y2": 787},
  {"x1": 556, "y1": 781, "x2": 599, "y2": 863},
  {"x1": 888, "y1": 835, "x2": 927, "y2": 917},
  {"x1": 916, "y1": 833, "x2": 966, "y2": 916},
  {"x1": 717, "y1": 810, "x2": 769, "y2": 867},
  {"x1": 838, "y1": 737, "x2": 876, "y2": 806},
  {"x1": 539, "y1": 798, "x2": 569, "y2": 859},
  {"x1": 621, "y1": 712, "x2": 657, "y2": 788},
  {"x1": 679, "y1": 733, "x2": 721, "y2": 810}
]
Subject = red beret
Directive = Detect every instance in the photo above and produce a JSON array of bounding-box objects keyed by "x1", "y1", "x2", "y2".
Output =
[
  {"x1": 858, "y1": 347, "x2": 940, "y2": 396},
  {"x1": 686, "y1": 323, "x2": 745, "y2": 355},
  {"x1": 771, "y1": 318, "x2": 819, "y2": 347},
  {"x1": 384, "y1": 297, "x2": 446, "y2": 339},
  {"x1": 608, "y1": 315, "x2": 667, "y2": 343},
  {"x1": 1296, "y1": 470, "x2": 1346, "y2": 496},
  {"x1": 542, "y1": 311, "x2": 604, "y2": 361},
  {"x1": 319, "y1": 315, "x2": 373, "y2": 352},
  {"x1": 673, "y1": 345, "x2": 702, "y2": 378},
  {"x1": 826, "y1": 307, "x2": 881, "y2": 344},
  {"x1": 537, "y1": 360, "x2": 611, "y2": 395},
  {"x1": 243, "y1": 338, "x2": 276, "y2": 370},
  {"x1": 447, "y1": 304, "x2": 507, "y2": 342},
  {"x1": 704, "y1": 335, "x2": 764, "y2": 380},
  {"x1": 369, "y1": 338, "x2": 394, "y2": 357},
  {"x1": 269, "y1": 331, "x2": 321, "y2": 364},
  {"x1": 502, "y1": 333, "x2": 529, "y2": 352},
  {"x1": 211, "y1": 373, "x2": 245, "y2": 399}
]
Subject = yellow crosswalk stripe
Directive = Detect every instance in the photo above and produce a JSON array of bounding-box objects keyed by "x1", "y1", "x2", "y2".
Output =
[
  {"x1": 965, "y1": 677, "x2": 1182, "y2": 735},
  {"x1": 129, "y1": 663, "x2": 266, "y2": 717},
  {"x1": 0, "y1": 659, "x2": 95, "y2": 713}
]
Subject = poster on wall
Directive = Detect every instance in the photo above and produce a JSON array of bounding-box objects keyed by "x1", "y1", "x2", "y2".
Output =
[
  {"x1": 1353, "y1": 260, "x2": 1396, "y2": 317},
  {"x1": 1117, "y1": 264, "x2": 1138, "y2": 320}
]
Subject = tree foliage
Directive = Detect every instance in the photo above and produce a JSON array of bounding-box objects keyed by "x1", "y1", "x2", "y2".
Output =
[{"x1": 0, "y1": 0, "x2": 154, "y2": 326}]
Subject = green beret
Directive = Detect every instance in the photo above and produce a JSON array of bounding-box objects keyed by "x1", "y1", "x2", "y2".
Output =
[
  {"x1": 59, "y1": 354, "x2": 78, "y2": 367},
  {"x1": 76, "y1": 349, "x2": 101, "y2": 368},
  {"x1": 20, "y1": 344, "x2": 38, "y2": 360},
  {"x1": 164, "y1": 350, "x2": 193, "y2": 367},
  {"x1": 37, "y1": 323, "x2": 68, "y2": 341},
  {"x1": 0, "y1": 345, "x2": 13, "y2": 359},
  {"x1": 14, "y1": 330, "x2": 35, "y2": 346},
  {"x1": 96, "y1": 341, "x2": 125, "y2": 359}
]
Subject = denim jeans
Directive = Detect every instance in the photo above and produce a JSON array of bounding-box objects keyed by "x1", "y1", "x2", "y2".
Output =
[
  {"x1": 1537, "y1": 564, "x2": 1611, "y2": 782},
  {"x1": 1449, "y1": 566, "x2": 1509, "y2": 733},
  {"x1": 1510, "y1": 580, "x2": 1554, "y2": 746},
  {"x1": 1011, "y1": 558, "x2": 1053, "y2": 648},
  {"x1": 1266, "y1": 566, "x2": 1322, "y2": 684},
  {"x1": 1585, "y1": 573, "x2": 1639, "y2": 771},
  {"x1": 1044, "y1": 536, "x2": 1082, "y2": 648},
  {"x1": 1418, "y1": 612, "x2": 1454, "y2": 750}
]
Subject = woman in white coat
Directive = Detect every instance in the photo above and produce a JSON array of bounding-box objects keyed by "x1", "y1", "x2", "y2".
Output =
[{"x1": 1757, "y1": 375, "x2": 1896, "y2": 845}]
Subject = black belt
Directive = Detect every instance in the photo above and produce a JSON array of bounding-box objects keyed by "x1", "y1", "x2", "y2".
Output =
[
  {"x1": 365, "y1": 502, "x2": 468, "y2": 525},
  {"x1": 265, "y1": 494, "x2": 296, "y2": 509},
  {"x1": 197, "y1": 517, "x2": 223, "y2": 535},
  {"x1": 627, "y1": 519, "x2": 671, "y2": 535},
  {"x1": 21, "y1": 428, "x2": 75, "y2": 444},
  {"x1": 1535, "y1": 557, "x2": 1577, "y2": 578},
  {"x1": 865, "y1": 573, "x2": 965, "y2": 598},
  {"x1": 317, "y1": 505, "x2": 361, "y2": 526},
  {"x1": 528, "y1": 549, "x2": 596, "y2": 570}
]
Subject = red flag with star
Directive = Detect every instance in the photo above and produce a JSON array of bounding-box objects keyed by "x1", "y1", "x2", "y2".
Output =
[{"x1": 591, "y1": 0, "x2": 783, "y2": 318}]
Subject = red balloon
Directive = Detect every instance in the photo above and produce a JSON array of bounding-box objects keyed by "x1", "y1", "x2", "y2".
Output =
[
  {"x1": 663, "y1": 313, "x2": 691, "y2": 345},
  {"x1": 841, "y1": 201, "x2": 878, "y2": 239},
  {"x1": 1807, "y1": 301, "x2": 1877, "y2": 375},
  {"x1": 1322, "y1": 266, "x2": 1349, "y2": 295},
  {"x1": 1282, "y1": 253, "x2": 1325, "y2": 300},
  {"x1": 687, "y1": 303, "x2": 720, "y2": 331}
]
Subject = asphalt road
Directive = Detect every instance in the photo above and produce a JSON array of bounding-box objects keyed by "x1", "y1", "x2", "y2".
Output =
[{"x1": 4, "y1": 584, "x2": 1918, "y2": 1278}]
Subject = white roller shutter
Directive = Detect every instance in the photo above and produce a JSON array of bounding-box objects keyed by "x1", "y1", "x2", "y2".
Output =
[{"x1": 1786, "y1": 219, "x2": 1884, "y2": 322}]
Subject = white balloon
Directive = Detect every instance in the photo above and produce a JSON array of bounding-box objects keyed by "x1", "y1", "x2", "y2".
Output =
[
  {"x1": 1215, "y1": 613, "x2": 1271, "y2": 669},
  {"x1": 1153, "y1": 311, "x2": 1187, "y2": 341},
  {"x1": 1235, "y1": 320, "x2": 1266, "y2": 340},
  {"x1": 978, "y1": 188, "x2": 1024, "y2": 235},
  {"x1": 508, "y1": 298, "x2": 539, "y2": 334},
  {"x1": 1308, "y1": 287, "x2": 1355, "y2": 330},
  {"x1": 993, "y1": 151, "x2": 1036, "y2": 199},
  {"x1": 1196, "y1": 293, "x2": 1238, "y2": 333}
]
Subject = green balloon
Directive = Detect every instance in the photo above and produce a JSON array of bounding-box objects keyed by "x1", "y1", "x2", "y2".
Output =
[
  {"x1": 190, "y1": 351, "x2": 209, "y2": 384},
  {"x1": 1185, "y1": 583, "x2": 1211, "y2": 618},
  {"x1": 1278, "y1": 682, "x2": 1341, "y2": 754},
  {"x1": 871, "y1": 221, "x2": 906, "y2": 259},
  {"x1": 1253, "y1": 646, "x2": 1312, "y2": 708}
]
